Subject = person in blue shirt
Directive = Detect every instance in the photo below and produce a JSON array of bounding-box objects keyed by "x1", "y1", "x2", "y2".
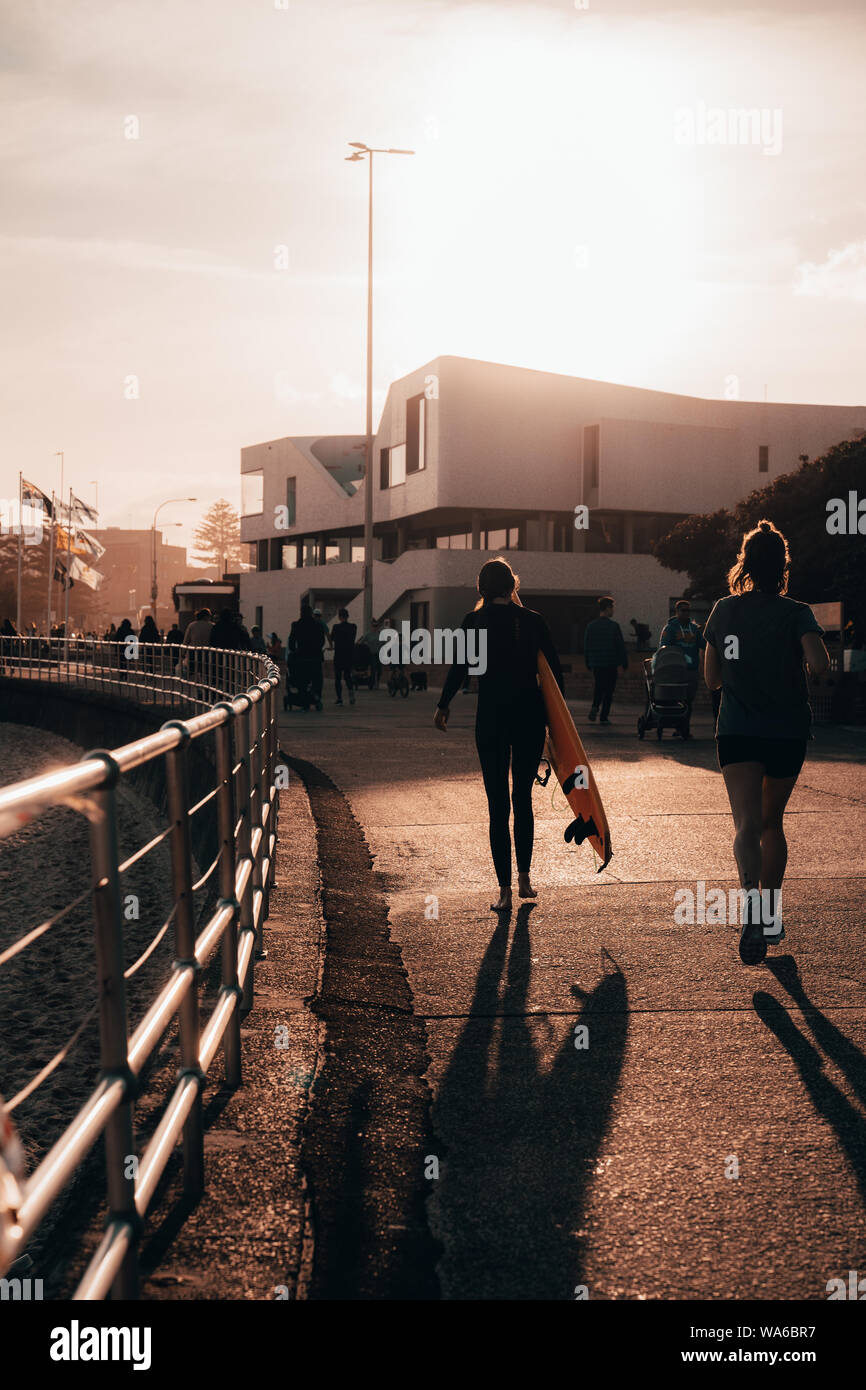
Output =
[
  {"x1": 659, "y1": 600, "x2": 706, "y2": 669},
  {"x1": 659, "y1": 599, "x2": 706, "y2": 722}
]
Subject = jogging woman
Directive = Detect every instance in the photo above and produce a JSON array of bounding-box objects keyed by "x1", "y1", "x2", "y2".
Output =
[
  {"x1": 703, "y1": 520, "x2": 829, "y2": 964},
  {"x1": 434, "y1": 558, "x2": 563, "y2": 912}
]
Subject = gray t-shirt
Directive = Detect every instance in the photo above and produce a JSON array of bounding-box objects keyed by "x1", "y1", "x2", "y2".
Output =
[{"x1": 704, "y1": 592, "x2": 823, "y2": 740}]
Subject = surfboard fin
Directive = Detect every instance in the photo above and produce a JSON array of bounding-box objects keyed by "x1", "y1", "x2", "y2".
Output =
[
  {"x1": 564, "y1": 817, "x2": 613, "y2": 872},
  {"x1": 564, "y1": 815, "x2": 598, "y2": 846}
]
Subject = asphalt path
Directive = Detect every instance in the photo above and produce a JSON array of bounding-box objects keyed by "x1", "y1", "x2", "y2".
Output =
[{"x1": 279, "y1": 683, "x2": 866, "y2": 1301}]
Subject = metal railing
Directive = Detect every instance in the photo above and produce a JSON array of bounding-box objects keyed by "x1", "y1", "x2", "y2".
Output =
[
  {"x1": 0, "y1": 638, "x2": 281, "y2": 1298},
  {"x1": 0, "y1": 634, "x2": 266, "y2": 711}
]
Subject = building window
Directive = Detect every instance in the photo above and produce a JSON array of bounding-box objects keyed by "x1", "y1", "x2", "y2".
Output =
[
  {"x1": 245, "y1": 542, "x2": 257, "y2": 570},
  {"x1": 256, "y1": 539, "x2": 268, "y2": 572},
  {"x1": 586, "y1": 514, "x2": 624, "y2": 554},
  {"x1": 758, "y1": 445, "x2": 769, "y2": 473},
  {"x1": 410, "y1": 600, "x2": 430, "y2": 631},
  {"x1": 242, "y1": 469, "x2": 264, "y2": 516},
  {"x1": 484, "y1": 526, "x2": 521, "y2": 549},
  {"x1": 436, "y1": 532, "x2": 471, "y2": 549},
  {"x1": 391, "y1": 444, "x2": 406, "y2": 486},
  {"x1": 380, "y1": 443, "x2": 407, "y2": 488},
  {"x1": 255, "y1": 605, "x2": 263, "y2": 632},
  {"x1": 351, "y1": 541, "x2": 365, "y2": 563},
  {"x1": 324, "y1": 539, "x2": 350, "y2": 565},
  {"x1": 406, "y1": 394, "x2": 426, "y2": 473},
  {"x1": 302, "y1": 538, "x2": 318, "y2": 567},
  {"x1": 286, "y1": 477, "x2": 296, "y2": 525},
  {"x1": 584, "y1": 425, "x2": 600, "y2": 491},
  {"x1": 282, "y1": 541, "x2": 298, "y2": 569}
]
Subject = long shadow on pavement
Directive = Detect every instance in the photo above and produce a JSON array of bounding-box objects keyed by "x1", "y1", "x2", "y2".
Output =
[
  {"x1": 431, "y1": 906, "x2": 628, "y2": 1299},
  {"x1": 753, "y1": 957, "x2": 866, "y2": 1208}
]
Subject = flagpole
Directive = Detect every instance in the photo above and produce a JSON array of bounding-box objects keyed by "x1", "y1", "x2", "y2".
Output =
[
  {"x1": 54, "y1": 451, "x2": 63, "y2": 637},
  {"x1": 46, "y1": 489, "x2": 56, "y2": 635},
  {"x1": 16, "y1": 471, "x2": 23, "y2": 633},
  {"x1": 63, "y1": 485, "x2": 73, "y2": 658}
]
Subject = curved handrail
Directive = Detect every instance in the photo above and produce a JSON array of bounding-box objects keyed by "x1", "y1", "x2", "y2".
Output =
[{"x1": 0, "y1": 636, "x2": 283, "y2": 1298}]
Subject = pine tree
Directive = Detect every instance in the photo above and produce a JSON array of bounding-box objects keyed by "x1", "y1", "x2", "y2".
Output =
[{"x1": 192, "y1": 499, "x2": 244, "y2": 572}]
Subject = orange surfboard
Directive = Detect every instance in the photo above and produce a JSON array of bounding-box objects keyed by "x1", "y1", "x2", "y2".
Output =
[{"x1": 536, "y1": 650, "x2": 613, "y2": 872}]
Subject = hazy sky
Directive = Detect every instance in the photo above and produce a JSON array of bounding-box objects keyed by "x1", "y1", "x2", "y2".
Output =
[{"x1": 1, "y1": 0, "x2": 864, "y2": 548}]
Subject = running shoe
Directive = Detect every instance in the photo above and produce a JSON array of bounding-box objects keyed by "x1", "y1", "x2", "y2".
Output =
[{"x1": 739, "y1": 917, "x2": 767, "y2": 965}]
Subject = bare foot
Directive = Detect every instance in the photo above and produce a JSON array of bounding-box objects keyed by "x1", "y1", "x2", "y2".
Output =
[
  {"x1": 518, "y1": 873, "x2": 537, "y2": 899},
  {"x1": 491, "y1": 888, "x2": 512, "y2": 912}
]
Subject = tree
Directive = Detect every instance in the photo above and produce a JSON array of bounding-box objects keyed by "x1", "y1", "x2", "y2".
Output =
[
  {"x1": 0, "y1": 534, "x2": 48, "y2": 626},
  {"x1": 192, "y1": 499, "x2": 244, "y2": 572},
  {"x1": 0, "y1": 533, "x2": 106, "y2": 632},
  {"x1": 653, "y1": 434, "x2": 866, "y2": 638}
]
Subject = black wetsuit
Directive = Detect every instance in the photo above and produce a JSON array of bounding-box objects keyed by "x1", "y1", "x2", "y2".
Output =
[{"x1": 439, "y1": 603, "x2": 563, "y2": 888}]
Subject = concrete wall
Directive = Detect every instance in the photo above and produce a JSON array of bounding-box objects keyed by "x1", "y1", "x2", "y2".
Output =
[
  {"x1": 241, "y1": 436, "x2": 359, "y2": 543},
  {"x1": 242, "y1": 357, "x2": 866, "y2": 548},
  {"x1": 243, "y1": 546, "x2": 689, "y2": 652}
]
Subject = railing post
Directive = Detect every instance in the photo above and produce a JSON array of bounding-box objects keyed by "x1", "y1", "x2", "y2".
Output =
[
  {"x1": 214, "y1": 705, "x2": 241, "y2": 1087},
  {"x1": 257, "y1": 681, "x2": 274, "y2": 915},
  {"x1": 162, "y1": 721, "x2": 205, "y2": 1199},
  {"x1": 83, "y1": 752, "x2": 139, "y2": 1300},
  {"x1": 269, "y1": 678, "x2": 279, "y2": 889},
  {"x1": 234, "y1": 697, "x2": 256, "y2": 1012},
  {"x1": 248, "y1": 692, "x2": 265, "y2": 957}
]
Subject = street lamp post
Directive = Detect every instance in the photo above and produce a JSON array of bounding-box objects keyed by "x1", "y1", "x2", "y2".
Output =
[
  {"x1": 152, "y1": 498, "x2": 196, "y2": 621},
  {"x1": 345, "y1": 142, "x2": 414, "y2": 634}
]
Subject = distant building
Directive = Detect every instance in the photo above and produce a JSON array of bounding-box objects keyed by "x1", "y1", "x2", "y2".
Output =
[
  {"x1": 239, "y1": 356, "x2": 866, "y2": 650},
  {"x1": 92, "y1": 527, "x2": 188, "y2": 631}
]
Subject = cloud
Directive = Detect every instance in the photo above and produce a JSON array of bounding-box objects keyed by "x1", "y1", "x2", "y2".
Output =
[{"x1": 794, "y1": 241, "x2": 866, "y2": 304}]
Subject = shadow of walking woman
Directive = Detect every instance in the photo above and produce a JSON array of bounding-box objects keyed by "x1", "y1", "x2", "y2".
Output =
[
  {"x1": 431, "y1": 905, "x2": 628, "y2": 1299},
  {"x1": 753, "y1": 965, "x2": 866, "y2": 1208}
]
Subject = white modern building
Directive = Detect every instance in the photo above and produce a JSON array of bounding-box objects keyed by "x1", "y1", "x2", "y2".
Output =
[{"x1": 240, "y1": 356, "x2": 865, "y2": 653}]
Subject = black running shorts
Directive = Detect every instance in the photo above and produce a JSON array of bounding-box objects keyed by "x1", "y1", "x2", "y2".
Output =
[{"x1": 717, "y1": 735, "x2": 807, "y2": 779}]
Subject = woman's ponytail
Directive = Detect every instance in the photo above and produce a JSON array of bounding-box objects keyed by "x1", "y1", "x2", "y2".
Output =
[{"x1": 727, "y1": 519, "x2": 790, "y2": 595}]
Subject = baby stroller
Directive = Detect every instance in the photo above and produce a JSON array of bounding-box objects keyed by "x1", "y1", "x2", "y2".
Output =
[
  {"x1": 352, "y1": 641, "x2": 377, "y2": 691},
  {"x1": 638, "y1": 645, "x2": 693, "y2": 740},
  {"x1": 283, "y1": 654, "x2": 318, "y2": 711}
]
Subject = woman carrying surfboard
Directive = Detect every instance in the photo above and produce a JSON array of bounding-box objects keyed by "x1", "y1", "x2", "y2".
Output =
[
  {"x1": 703, "y1": 520, "x2": 830, "y2": 964},
  {"x1": 434, "y1": 559, "x2": 563, "y2": 912}
]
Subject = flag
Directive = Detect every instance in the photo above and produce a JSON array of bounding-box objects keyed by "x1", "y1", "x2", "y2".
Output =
[
  {"x1": 54, "y1": 560, "x2": 74, "y2": 590},
  {"x1": 55, "y1": 525, "x2": 102, "y2": 559},
  {"x1": 69, "y1": 493, "x2": 98, "y2": 525},
  {"x1": 22, "y1": 479, "x2": 53, "y2": 518},
  {"x1": 68, "y1": 555, "x2": 103, "y2": 590},
  {"x1": 74, "y1": 529, "x2": 105, "y2": 562}
]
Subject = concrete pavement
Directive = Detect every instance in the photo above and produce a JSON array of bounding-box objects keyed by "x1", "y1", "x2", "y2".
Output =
[{"x1": 278, "y1": 683, "x2": 866, "y2": 1301}]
